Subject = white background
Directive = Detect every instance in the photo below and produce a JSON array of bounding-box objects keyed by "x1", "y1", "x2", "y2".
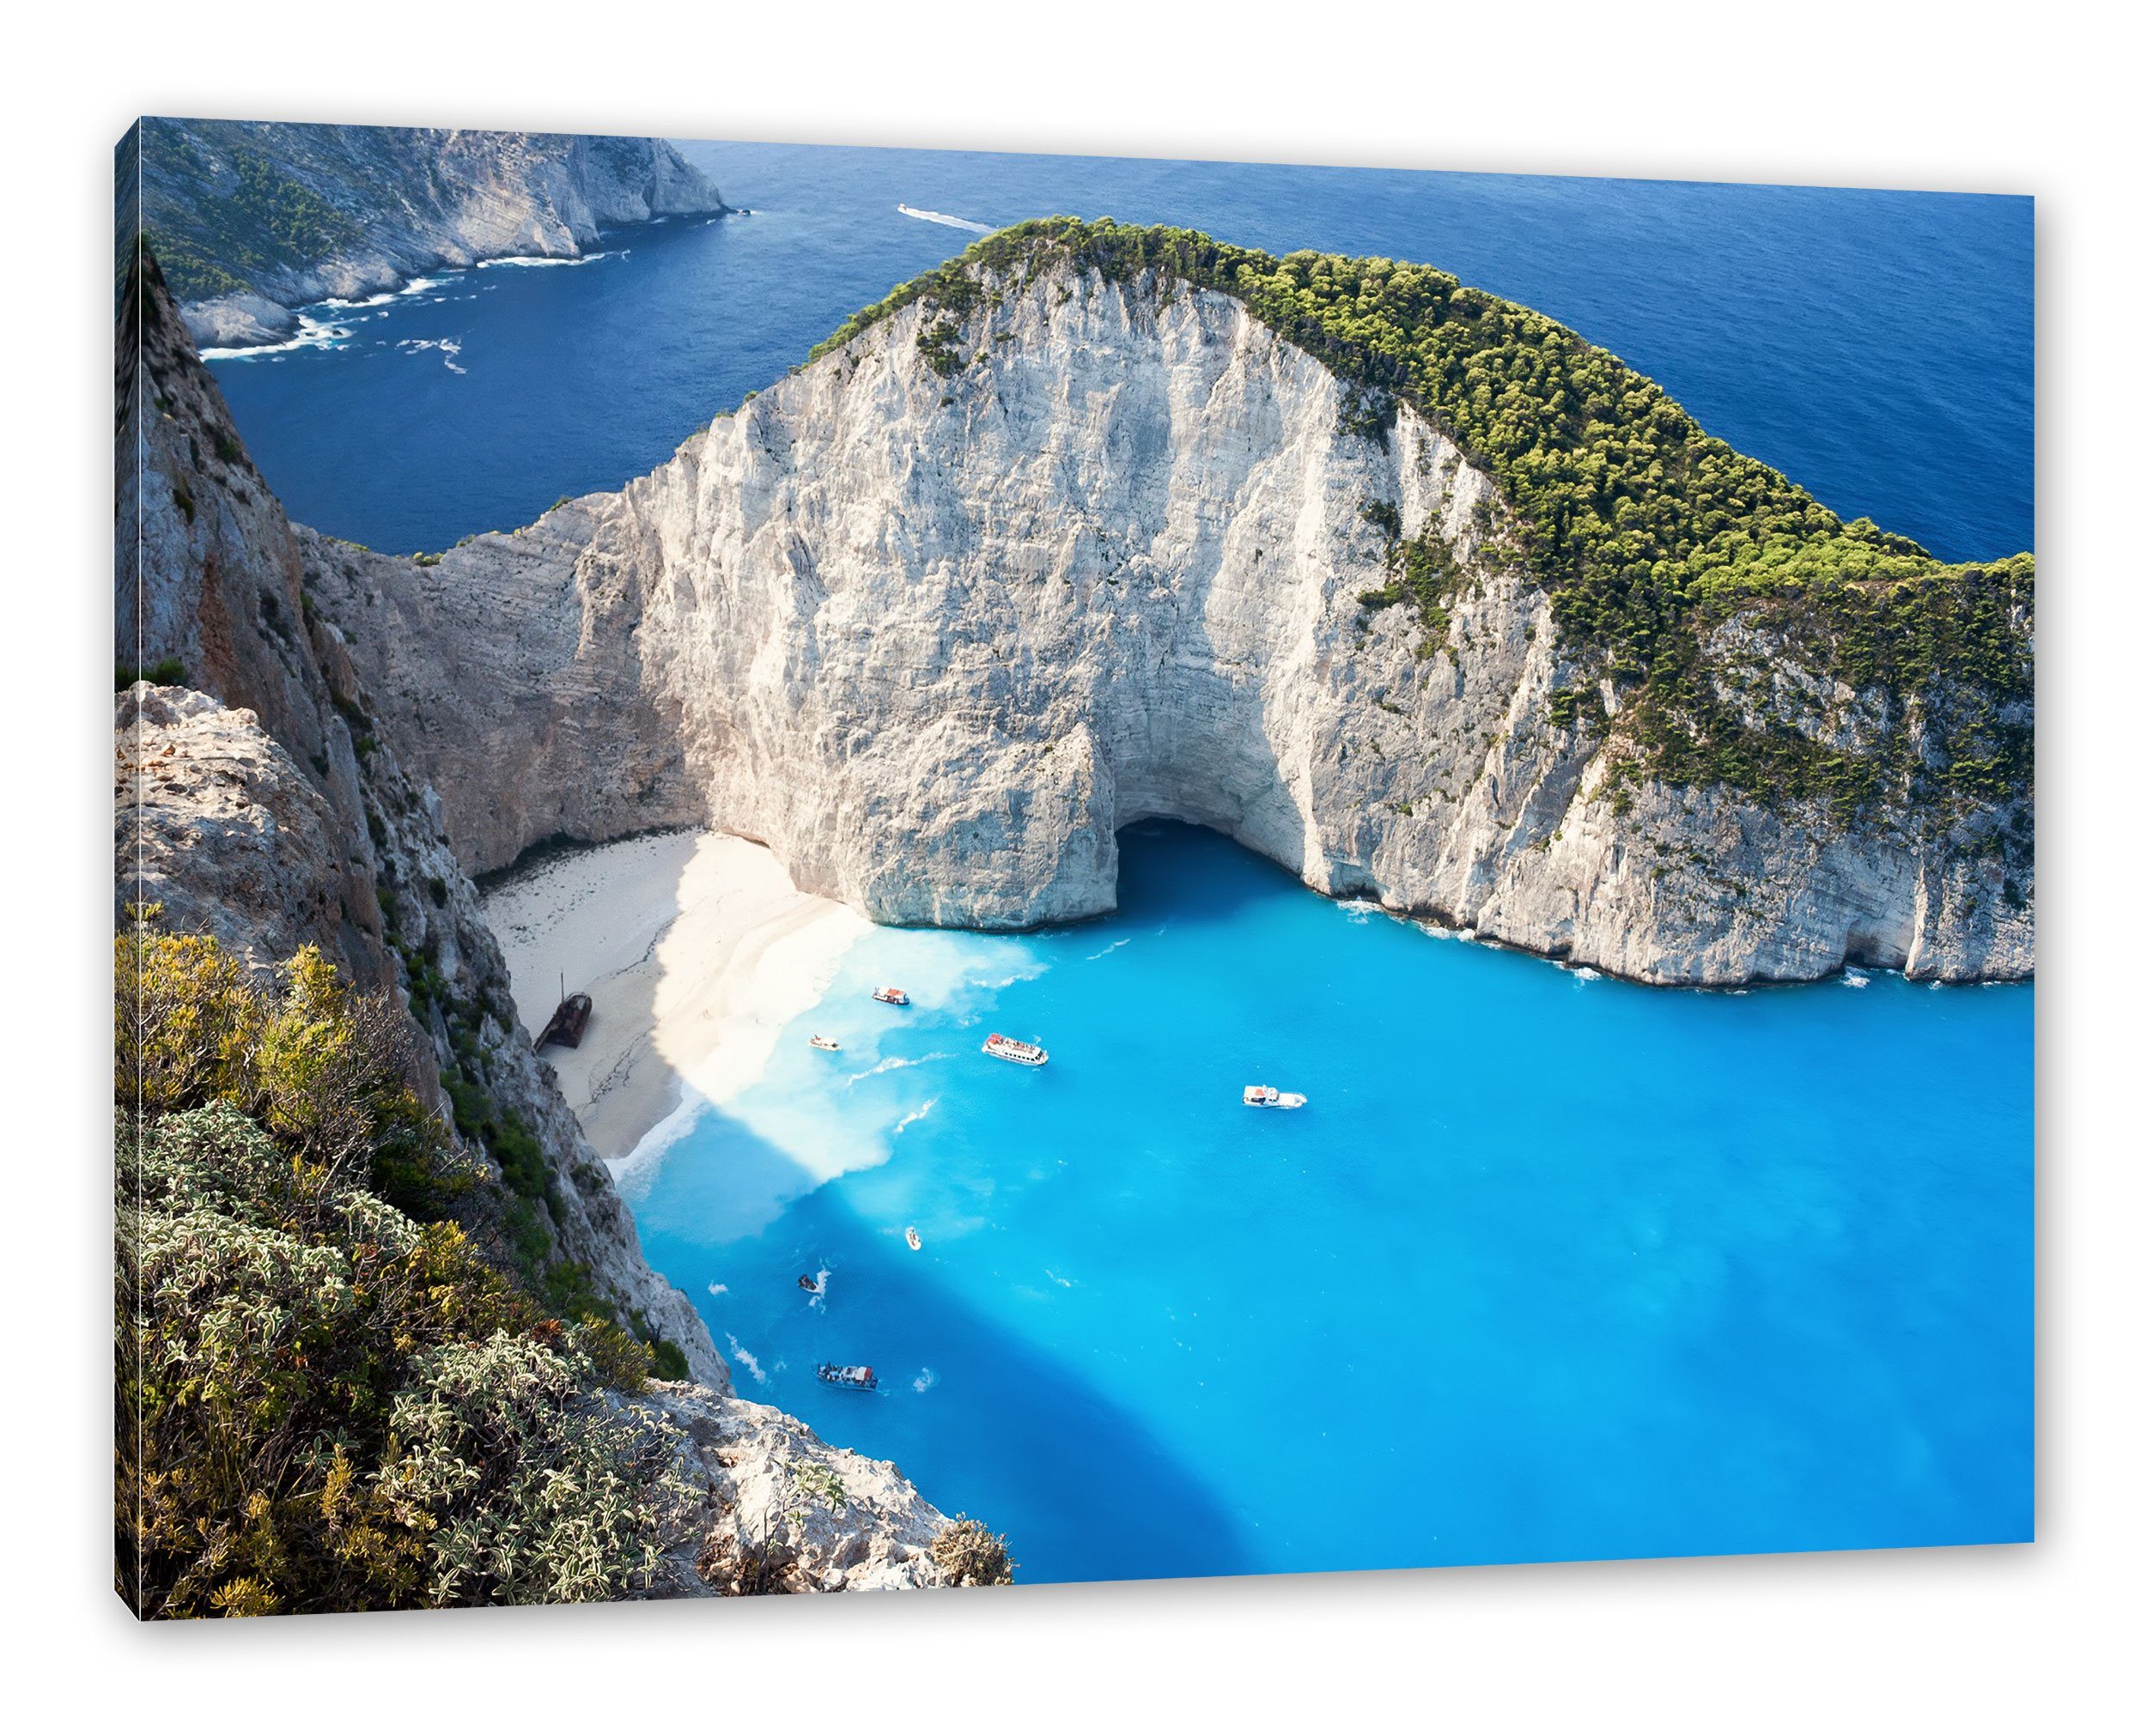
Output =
[{"x1": 5, "y1": 3, "x2": 2138, "y2": 1727}]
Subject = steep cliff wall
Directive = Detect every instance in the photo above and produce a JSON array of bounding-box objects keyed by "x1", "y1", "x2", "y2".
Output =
[
  {"x1": 118, "y1": 242, "x2": 724, "y2": 1389},
  {"x1": 311, "y1": 251, "x2": 2033, "y2": 985},
  {"x1": 128, "y1": 120, "x2": 728, "y2": 350}
]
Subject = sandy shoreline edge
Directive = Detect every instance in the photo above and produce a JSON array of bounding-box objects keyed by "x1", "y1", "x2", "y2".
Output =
[{"x1": 479, "y1": 829, "x2": 869, "y2": 1168}]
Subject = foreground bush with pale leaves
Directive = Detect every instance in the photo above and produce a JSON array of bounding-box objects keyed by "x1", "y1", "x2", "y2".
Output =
[{"x1": 116, "y1": 926, "x2": 687, "y2": 1617}]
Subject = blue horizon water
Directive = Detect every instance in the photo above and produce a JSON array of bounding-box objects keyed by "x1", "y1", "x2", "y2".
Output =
[
  {"x1": 631, "y1": 822, "x2": 2031, "y2": 1582},
  {"x1": 206, "y1": 142, "x2": 2033, "y2": 564},
  {"x1": 192, "y1": 145, "x2": 2034, "y2": 1581}
]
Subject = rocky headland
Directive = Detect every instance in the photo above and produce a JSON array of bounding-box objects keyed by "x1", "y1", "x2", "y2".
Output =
[
  {"x1": 304, "y1": 220, "x2": 2034, "y2": 986},
  {"x1": 126, "y1": 119, "x2": 728, "y2": 351}
]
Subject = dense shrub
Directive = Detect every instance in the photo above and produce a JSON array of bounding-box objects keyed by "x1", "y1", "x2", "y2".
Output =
[
  {"x1": 115, "y1": 928, "x2": 682, "y2": 1617},
  {"x1": 118, "y1": 924, "x2": 456, "y2": 1212}
]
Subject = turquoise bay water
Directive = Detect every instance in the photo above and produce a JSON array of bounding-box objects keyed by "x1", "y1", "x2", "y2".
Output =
[{"x1": 630, "y1": 823, "x2": 2032, "y2": 1582}]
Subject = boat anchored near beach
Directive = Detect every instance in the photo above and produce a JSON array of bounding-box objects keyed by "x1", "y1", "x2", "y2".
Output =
[
  {"x1": 905, "y1": 1226, "x2": 922, "y2": 1251},
  {"x1": 809, "y1": 1035, "x2": 841, "y2": 1052},
  {"x1": 872, "y1": 986, "x2": 912, "y2": 1005},
  {"x1": 817, "y1": 1363, "x2": 878, "y2": 1391},
  {"x1": 982, "y1": 1033, "x2": 1049, "y2": 1066},
  {"x1": 1243, "y1": 1085, "x2": 1308, "y2": 1109}
]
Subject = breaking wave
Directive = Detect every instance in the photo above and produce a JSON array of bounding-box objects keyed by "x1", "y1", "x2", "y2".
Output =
[
  {"x1": 394, "y1": 336, "x2": 467, "y2": 374},
  {"x1": 476, "y1": 251, "x2": 610, "y2": 270},
  {"x1": 200, "y1": 313, "x2": 352, "y2": 361},
  {"x1": 893, "y1": 1098, "x2": 940, "y2": 1137}
]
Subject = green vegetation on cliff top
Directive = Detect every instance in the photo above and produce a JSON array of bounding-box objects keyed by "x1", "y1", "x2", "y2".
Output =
[
  {"x1": 140, "y1": 120, "x2": 364, "y2": 304},
  {"x1": 813, "y1": 217, "x2": 2033, "y2": 833}
]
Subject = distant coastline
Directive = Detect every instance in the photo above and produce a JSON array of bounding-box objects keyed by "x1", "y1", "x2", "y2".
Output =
[{"x1": 131, "y1": 119, "x2": 729, "y2": 353}]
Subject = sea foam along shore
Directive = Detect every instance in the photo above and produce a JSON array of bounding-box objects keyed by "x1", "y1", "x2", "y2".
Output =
[{"x1": 479, "y1": 829, "x2": 868, "y2": 1173}]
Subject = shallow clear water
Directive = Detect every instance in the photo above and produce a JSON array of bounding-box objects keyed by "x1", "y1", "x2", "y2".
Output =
[
  {"x1": 208, "y1": 143, "x2": 2033, "y2": 564},
  {"x1": 629, "y1": 823, "x2": 2031, "y2": 1581},
  {"x1": 194, "y1": 144, "x2": 2034, "y2": 1579}
]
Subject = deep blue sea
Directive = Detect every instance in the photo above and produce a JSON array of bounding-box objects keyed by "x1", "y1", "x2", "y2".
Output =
[
  {"x1": 209, "y1": 143, "x2": 2034, "y2": 563},
  {"x1": 204, "y1": 143, "x2": 2034, "y2": 1581}
]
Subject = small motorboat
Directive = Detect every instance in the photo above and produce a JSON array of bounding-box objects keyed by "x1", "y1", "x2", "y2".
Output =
[
  {"x1": 809, "y1": 1035, "x2": 841, "y2": 1052},
  {"x1": 872, "y1": 986, "x2": 912, "y2": 1006},
  {"x1": 1243, "y1": 1085, "x2": 1309, "y2": 1109},
  {"x1": 797, "y1": 1273, "x2": 822, "y2": 1293},
  {"x1": 817, "y1": 1363, "x2": 877, "y2": 1391},
  {"x1": 905, "y1": 1226, "x2": 922, "y2": 1251},
  {"x1": 982, "y1": 1032, "x2": 1048, "y2": 1067}
]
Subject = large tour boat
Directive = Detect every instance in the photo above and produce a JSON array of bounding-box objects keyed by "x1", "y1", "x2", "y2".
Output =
[
  {"x1": 982, "y1": 1033, "x2": 1049, "y2": 1066},
  {"x1": 871, "y1": 986, "x2": 912, "y2": 1006},
  {"x1": 1243, "y1": 1085, "x2": 1308, "y2": 1109},
  {"x1": 816, "y1": 1363, "x2": 877, "y2": 1391}
]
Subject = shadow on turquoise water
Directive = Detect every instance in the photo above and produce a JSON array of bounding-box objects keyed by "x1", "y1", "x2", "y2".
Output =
[{"x1": 634, "y1": 1107, "x2": 1256, "y2": 1583}]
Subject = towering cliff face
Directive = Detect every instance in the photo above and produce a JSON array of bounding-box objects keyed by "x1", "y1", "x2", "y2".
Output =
[
  {"x1": 127, "y1": 120, "x2": 728, "y2": 351},
  {"x1": 310, "y1": 253, "x2": 2033, "y2": 986}
]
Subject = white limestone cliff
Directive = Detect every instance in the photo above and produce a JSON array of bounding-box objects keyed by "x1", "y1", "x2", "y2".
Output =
[{"x1": 312, "y1": 258, "x2": 2032, "y2": 986}]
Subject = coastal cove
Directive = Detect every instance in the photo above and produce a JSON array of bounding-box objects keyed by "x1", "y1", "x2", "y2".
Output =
[
  {"x1": 181, "y1": 148, "x2": 2036, "y2": 1589},
  {"x1": 517, "y1": 822, "x2": 2030, "y2": 1583}
]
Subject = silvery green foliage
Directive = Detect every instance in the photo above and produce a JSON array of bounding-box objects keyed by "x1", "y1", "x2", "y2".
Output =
[
  {"x1": 385, "y1": 1329, "x2": 693, "y2": 1605},
  {"x1": 121, "y1": 1103, "x2": 691, "y2": 1611}
]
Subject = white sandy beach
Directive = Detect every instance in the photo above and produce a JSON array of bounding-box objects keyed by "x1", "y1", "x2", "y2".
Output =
[{"x1": 480, "y1": 830, "x2": 870, "y2": 1167}]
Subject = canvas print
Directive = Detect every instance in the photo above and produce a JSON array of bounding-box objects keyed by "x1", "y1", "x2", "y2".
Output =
[{"x1": 114, "y1": 121, "x2": 2034, "y2": 1617}]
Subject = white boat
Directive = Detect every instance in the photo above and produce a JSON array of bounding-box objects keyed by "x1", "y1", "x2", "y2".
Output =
[
  {"x1": 872, "y1": 986, "x2": 912, "y2": 1006},
  {"x1": 982, "y1": 1032, "x2": 1048, "y2": 1066},
  {"x1": 905, "y1": 1226, "x2": 922, "y2": 1251},
  {"x1": 1243, "y1": 1084, "x2": 1308, "y2": 1109},
  {"x1": 817, "y1": 1363, "x2": 877, "y2": 1391},
  {"x1": 809, "y1": 1035, "x2": 841, "y2": 1052}
]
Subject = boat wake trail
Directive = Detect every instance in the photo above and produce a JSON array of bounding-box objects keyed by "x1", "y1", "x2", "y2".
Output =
[
  {"x1": 912, "y1": 1367, "x2": 939, "y2": 1394},
  {"x1": 725, "y1": 1334, "x2": 768, "y2": 1386},
  {"x1": 844, "y1": 1052, "x2": 951, "y2": 1086},
  {"x1": 898, "y1": 203, "x2": 994, "y2": 234},
  {"x1": 892, "y1": 1098, "x2": 940, "y2": 1137}
]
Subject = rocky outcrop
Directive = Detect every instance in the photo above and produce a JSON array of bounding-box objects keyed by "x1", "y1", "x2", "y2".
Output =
[
  {"x1": 308, "y1": 255, "x2": 2033, "y2": 985},
  {"x1": 652, "y1": 1384, "x2": 968, "y2": 1594},
  {"x1": 126, "y1": 120, "x2": 727, "y2": 350}
]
